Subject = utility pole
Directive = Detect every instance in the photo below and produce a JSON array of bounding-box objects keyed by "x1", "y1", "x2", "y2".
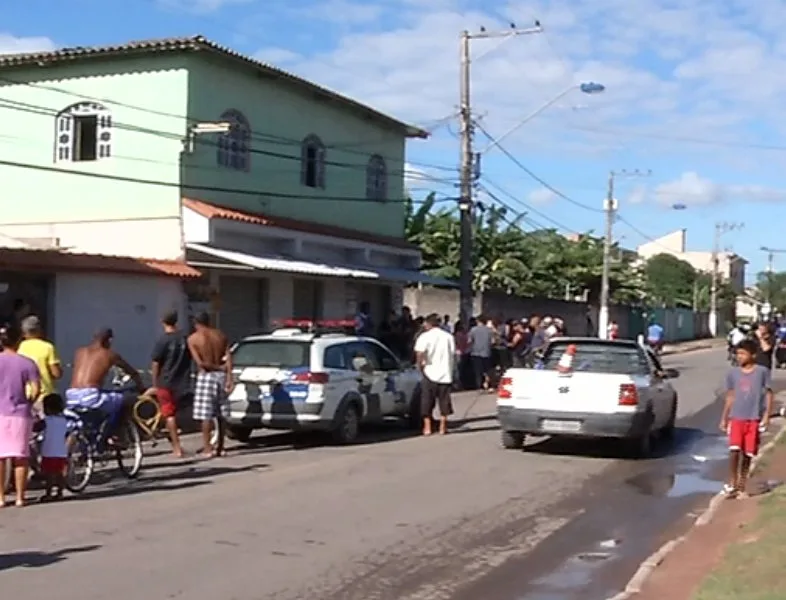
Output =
[
  {"x1": 598, "y1": 169, "x2": 650, "y2": 339},
  {"x1": 710, "y1": 221, "x2": 743, "y2": 336},
  {"x1": 457, "y1": 23, "x2": 542, "y2": 328}
]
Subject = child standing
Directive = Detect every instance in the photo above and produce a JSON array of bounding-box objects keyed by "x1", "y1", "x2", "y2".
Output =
[
  {"x1": 39, "y1": 393, "x2": 69, "y2": 502},
  {"x1": 720, "y1": 339, "x2": 774, "y2": 498}
]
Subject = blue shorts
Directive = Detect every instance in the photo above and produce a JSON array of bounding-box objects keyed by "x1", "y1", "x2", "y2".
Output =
[{"x1": 65, "y1": 388, "x2": 125, "y2": 416}]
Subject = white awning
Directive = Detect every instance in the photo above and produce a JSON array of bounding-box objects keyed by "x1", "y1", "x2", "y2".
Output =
[{"x1": 186, "y1": 243, "x2": 377, "y2": 279}]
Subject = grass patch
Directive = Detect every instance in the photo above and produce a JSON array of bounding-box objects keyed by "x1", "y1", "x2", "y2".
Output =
[{"x1": 692, "y1": 437, "x2": 786, "y2": 599}]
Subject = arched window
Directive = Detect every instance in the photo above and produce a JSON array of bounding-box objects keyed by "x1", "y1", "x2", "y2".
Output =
[
  {"x1": 217, "y1": 109, "x2": 251, "y2": 171},
  {"x1": 300, "y1": 134, "x2": 326, "y2": 189},
  {"x1": 54, "y1": 102, "x2": 112, "y2": 162},
  {"x1": 366, "y1": 154, "x2": 387, "y2": 201}
]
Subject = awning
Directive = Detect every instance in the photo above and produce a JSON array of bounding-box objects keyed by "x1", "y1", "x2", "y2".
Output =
[
  {"x1": 186, "y1": 243, "x2": 377, "y2": 279},
  {"x1": 365, "y1": 266, "x2": 458, "y2": 287}
]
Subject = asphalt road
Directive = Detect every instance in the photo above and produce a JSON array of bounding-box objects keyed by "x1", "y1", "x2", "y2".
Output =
[{"x1": 0, "y1": 344, "x2": 747, "y2": 600}]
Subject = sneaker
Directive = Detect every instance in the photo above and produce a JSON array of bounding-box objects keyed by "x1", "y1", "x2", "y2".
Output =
[{"x1": 722, "y1": 483, "x2": 738, "y2": 498}]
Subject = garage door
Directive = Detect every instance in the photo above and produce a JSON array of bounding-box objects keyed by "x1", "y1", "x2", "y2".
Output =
[{"x1": 219, "y1": 276, "x2": 268, "y2": 343}]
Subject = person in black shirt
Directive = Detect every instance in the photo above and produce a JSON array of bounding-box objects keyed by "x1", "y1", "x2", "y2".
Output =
[
  {"x1": 150, "y1": 310, "x2": 193, "y2": 457},
  {"x1": 754, "y1": 322, "x2": 775, "y2": 370}
]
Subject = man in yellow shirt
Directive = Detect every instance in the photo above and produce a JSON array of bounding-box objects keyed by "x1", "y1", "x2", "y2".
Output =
[{"x1": 18, "y1": 315, "x2": 62, "y2": 402}]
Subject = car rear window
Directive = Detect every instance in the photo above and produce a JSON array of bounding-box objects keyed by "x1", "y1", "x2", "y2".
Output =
[
  {"x1": 541, "y1": 341, "x2": 649, "y2": 375},
  {"x1": 231, "y1": 341, "x2": 310, "y2": 369}
]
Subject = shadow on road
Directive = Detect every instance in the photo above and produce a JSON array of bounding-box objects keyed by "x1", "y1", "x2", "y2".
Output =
[
  {"x1": 524, "y1": 426, "x2": 706, "y2": 460},
  {"x1": 0, "y1": 544, "x2": 101, "y2": 570},
  {"x1": 72, "y1": 463, "x2": 268, "y2": 501}
]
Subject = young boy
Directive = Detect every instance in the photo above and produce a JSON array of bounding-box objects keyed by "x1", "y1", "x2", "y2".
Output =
[
  {"x1": 38, "y1": 393, "x2": 69, "y2": 502},
  {"x1": 720, "y1": 338, "x2": 774, "y2": 498}
]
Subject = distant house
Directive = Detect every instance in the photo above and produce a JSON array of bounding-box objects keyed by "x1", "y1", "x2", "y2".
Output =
[
  {"x1": 0, "y1": 36, "x2": 448, "y2": 351},
  {"x1": 636, "y1": 229, "x2": 747, "y2": 294}
]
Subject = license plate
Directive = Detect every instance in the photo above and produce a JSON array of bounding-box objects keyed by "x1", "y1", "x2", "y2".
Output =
[{"x1": 541, "y1": 419, "x2": 582, "y2": 433}]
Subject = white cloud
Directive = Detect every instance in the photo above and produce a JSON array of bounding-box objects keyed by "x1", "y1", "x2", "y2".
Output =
[
  {"x1": 626, "y1": 185, "x2": 647, "y2": 205},
  {"x1": 155, "y1": 0, "x2": 253, "y2": 14},
  {"x1": 528, "y1": 188, "x2": 557, "y2": 204},
  {"x1": 0, "y1": 33, "x2": 55, "y2": 54},
  {"x1": 246, "y1": 0, "x2": 786, "y2": 163},
  {"x1": 653, "y1": 171, "x2": 786, "y2": 206}
]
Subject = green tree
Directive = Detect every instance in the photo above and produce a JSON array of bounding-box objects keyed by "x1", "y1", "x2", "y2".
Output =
[
  {"x1": 643, "y1": 253, "x2": 698, "y2": 307},
  {"x1": 405, "y1": 198, "x2": 644, "y2": 301},
  {"x1": 756, "y1": 271, "x2": 786, "y2": 312}
]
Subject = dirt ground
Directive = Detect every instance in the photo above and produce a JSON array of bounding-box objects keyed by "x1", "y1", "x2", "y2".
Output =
[{"x1": 634, "y1": 434, "x2": 786, "y2": 600}]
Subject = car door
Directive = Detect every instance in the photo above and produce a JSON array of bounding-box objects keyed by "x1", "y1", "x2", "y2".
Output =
[
  {"x1": 345, "y1": 341, "x2": 385, "y2": 421},
  {"x1": 364, "y1": 340, "x2": 409, "y2": 416}
]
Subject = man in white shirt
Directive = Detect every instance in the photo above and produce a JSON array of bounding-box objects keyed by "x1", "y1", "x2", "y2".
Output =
[
  {"x1": 468, "y1": 315, "x2": 494, "y2": 391},
  {"x1": 414, "y1": 313, "x2": 456, "y2": 436}
]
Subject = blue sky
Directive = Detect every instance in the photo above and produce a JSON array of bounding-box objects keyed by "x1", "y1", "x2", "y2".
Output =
[{"x1": 2, "y1": 0, "x2": 784, "y2": 280}]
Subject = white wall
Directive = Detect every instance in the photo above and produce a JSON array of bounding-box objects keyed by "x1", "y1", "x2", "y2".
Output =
[
  {"x1": 0, "y1": 218, "x2": 183, "y2": 259},
  {"x1": 53, "y1": 272, "x2": 186, "y2": 388}
]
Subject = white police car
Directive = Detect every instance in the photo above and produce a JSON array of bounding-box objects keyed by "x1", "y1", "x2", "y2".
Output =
[{"x1": 224, "y1": 320, "x2": 424, "y2": 444}]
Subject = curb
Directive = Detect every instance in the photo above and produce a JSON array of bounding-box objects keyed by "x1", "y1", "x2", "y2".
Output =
[
  {"x1": 661, "y1": 340, "x2": 723, "y2": 356},
  {"x1": 606, "y1": 411, "x2": 786, "y2": 600}
]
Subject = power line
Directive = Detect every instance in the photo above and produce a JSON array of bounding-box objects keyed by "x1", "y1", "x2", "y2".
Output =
[
  {"x1": 0, "y1": 155, "x2": 456, "y2": 205},
  {"x1": 0, "y1": 97, "x2": 459, "y2": 185},
  {"x1": 569, "y1": 123, "x2": 786, "y2": 153},
  {"x1": 479, "y1": 177, "x2": 581, "y2": 234},
  {"x1": 473, "y1": 120, "x2": 602, "y2": 213},
  {"x1": 0, "y1": 75, "x2": 459, "y2": 173}
]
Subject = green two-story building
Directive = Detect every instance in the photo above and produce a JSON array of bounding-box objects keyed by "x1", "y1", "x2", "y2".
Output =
[{"x1": 0, "y1": 36, "x2": 449, "y2": 359}]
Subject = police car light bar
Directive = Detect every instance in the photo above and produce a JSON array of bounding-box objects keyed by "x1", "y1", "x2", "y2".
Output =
[{"x1": 273, "y1": 319, "x2": 355, "y2": 333}]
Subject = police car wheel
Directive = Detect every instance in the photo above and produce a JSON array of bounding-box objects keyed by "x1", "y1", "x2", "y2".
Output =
[
  {"x1": 332, "y1": 403, "x2": 360, "y2": 444},
  {"x1": 226, "y1": 426, "x2": 253, "y2": 443}
]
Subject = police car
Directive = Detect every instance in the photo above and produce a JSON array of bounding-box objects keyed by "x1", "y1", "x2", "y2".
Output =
[{"x1": 224, "y1": 320, "x2": 424, "y2": 444}]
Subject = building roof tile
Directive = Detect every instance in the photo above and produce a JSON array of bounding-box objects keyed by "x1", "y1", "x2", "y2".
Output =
[
  {"x1": 0, "y1": 247, "x2": 201, "y2": 278},
  {"x1": 0, "y1": 35, "x2": 428, "y2": 139},
  {"x1": 182, "y1": 197, "x2": 418, "y2": 251}
]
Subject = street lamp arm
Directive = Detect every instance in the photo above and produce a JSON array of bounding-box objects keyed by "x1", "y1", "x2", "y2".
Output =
[{"x1": 478, "y1": 82, "x2": 604, "y2": 155}]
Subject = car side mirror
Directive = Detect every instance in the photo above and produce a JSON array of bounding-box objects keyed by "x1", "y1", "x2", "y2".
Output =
[{"x1": 663, "y1": 368, "x2": 679, "y2": 379}]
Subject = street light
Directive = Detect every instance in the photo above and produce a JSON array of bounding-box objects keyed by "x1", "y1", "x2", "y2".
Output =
[{"x1": 479, "y1": 82, "x2": 605, "y2": 155}]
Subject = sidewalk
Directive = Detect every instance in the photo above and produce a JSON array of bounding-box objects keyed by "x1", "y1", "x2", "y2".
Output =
[
  {"x1": 632, "y1": 422, "x2": 786, "y2": 600},
  {"x1": 661, "y1": 337, "x2": 725, "y2": 356}
]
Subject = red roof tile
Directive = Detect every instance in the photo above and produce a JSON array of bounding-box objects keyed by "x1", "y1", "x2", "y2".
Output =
[
  {"x1": 0, "y1": 248, "x2": 201, "y2": 278},
  {"x1": 182, "y1": 197, "x2": 418, "y2": 251}
]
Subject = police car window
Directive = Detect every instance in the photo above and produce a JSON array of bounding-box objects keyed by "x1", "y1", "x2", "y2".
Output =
[
  {"x1": 364, "y1": 342, "x2": 400, "y2": 371},
  {"x1": 347, "y1": 342, "x2": 379, "y2": 371},
  {"x1": 323, "y1": 344, "x2": 349, "y2": 369},
  {"x1": 232, "y1": 341, "x2": 310, "y2": 368}
]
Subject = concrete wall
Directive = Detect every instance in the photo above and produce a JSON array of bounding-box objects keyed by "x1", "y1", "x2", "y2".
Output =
[{"x1": 403, "y1": 286, "x2": 713, "y2": 341}]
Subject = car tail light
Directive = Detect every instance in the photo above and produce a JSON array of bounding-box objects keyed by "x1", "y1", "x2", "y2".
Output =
[
  {"x1": 618, "y1": 383, "x2": 638, "y2": 406},
  {"x1": 291, "y1": 372, "x2": 330, "y2": 384},
  {"x1": 498, "y1": 376, "x2": 513, "y2": 399}
]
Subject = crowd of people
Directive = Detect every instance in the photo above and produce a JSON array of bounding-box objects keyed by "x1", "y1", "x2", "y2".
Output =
[{"x1": 0, "y1": 308, "x2": 238, "y2": 507}]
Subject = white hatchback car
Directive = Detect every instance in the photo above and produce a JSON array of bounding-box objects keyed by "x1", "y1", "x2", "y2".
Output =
[{"x1": 224, "y1": 326, "x2": 424, "y2": 444}]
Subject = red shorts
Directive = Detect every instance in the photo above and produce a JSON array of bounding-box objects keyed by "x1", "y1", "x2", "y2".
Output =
[
  {"x1": 156, "y1": 388, "x2": 177, "y2": 418},
  {"x1": 728, "y1": 419, "x2": 761, "y2": 457},
  {"x1": 40, "y1": 457, "x2": 67, "y2": 475}
]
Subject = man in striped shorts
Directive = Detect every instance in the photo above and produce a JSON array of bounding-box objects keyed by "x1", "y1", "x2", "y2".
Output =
[{"x1": 187, "y1": 312, "x2": 233, "y2": 458}]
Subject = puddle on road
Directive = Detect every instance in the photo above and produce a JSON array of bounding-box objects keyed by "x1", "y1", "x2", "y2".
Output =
[
  {"x1": 625, "y1": 470, "x2": 722, "y2": 498},
  {"x1": 519, "y1": 543, "x2": 617, "y2": 599}
]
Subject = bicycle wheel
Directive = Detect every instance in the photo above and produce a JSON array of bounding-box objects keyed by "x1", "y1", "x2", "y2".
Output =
[
  {"x1": 115, "y1": 420, "x2": 143, "y2": 478},
  {"x1": 65, "y1": 431, "x2": 94, "y2": 493}
]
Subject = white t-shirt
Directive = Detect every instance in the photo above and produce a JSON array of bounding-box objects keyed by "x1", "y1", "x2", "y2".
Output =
[
  {"x1": 40, "y1": 415, "x2": 69, "y2": 458},
  {"x1": 468, "y1": 324, "x2": 493, "y2": 357},
  {"x1": 414, "y1": 327, "x2": 456, "y2": 384},
  {"x1": 730, "y1": 328, "x2": 745, "y2": 345}
]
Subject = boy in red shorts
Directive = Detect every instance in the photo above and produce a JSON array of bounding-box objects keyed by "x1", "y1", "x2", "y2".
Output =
[{"x1": 720, "y1": 338, "x2": 774, "y2": 498}]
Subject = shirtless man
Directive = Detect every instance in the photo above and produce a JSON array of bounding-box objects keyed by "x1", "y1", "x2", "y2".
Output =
[
  {"x1": 65, "y1": 328, "x2": 144, "y2": 427},
  {"x1": 187, "y1": 312, "x2": 233, "y2": 458}
]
